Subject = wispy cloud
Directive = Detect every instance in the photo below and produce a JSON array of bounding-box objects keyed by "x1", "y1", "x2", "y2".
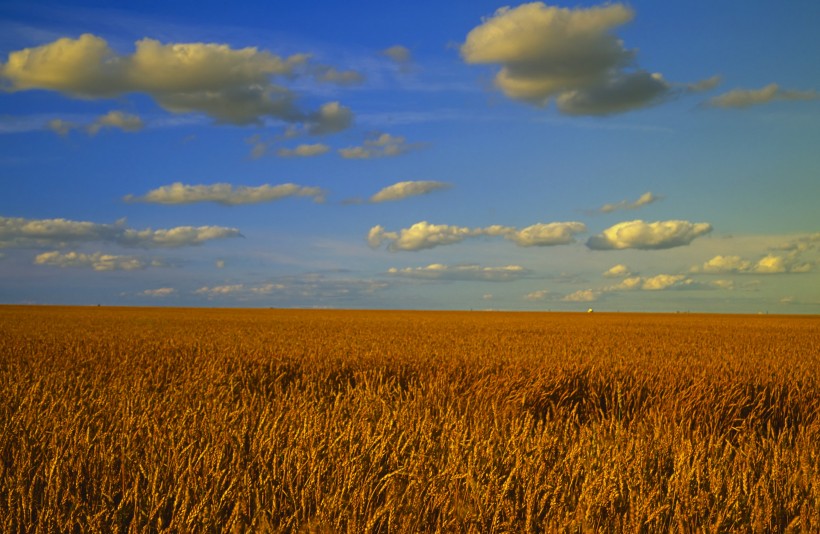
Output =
[
  {"x1": 369, "y1": 181, "x2": 450, "y2": 203},
  {"x1": 141, "y1": 287, "x2": 176, "y2": 297},
  {"x1": 707, "y1": 83, "x2": 818, "y2": 108},
  {"x1": 34, "y1": 250, "x2": 167, "y2": 270},
  {"x1": 0, "y1": 215, "x2": 241, "y2": 249},
  {"x1": 387, "y1": 263, "x2": 528, "y2": 282},
  {"x1": 275, "y1": 143, "x2": 330, "y2": 158},
  {"x1": 339, "y1": 132, "x2": 424, "y2": 159},
  {"x1": 691, "y1": 253, "x2": 813, "y2": 274},
  {"x1": 124, "y1": 182, "x2": 326, "y2": 205},
  {"x1": 586, "y1": 219, "x2": 712, "y2": 250},
  {"x1": 597, "y1": 191, "x2": 661, "y2": 213},
  {"x1": 368, "y1": 220, "x2": 586, "y2": 252}
]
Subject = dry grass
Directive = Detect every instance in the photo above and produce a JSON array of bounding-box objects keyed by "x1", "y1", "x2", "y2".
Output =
[{"x1": 1, "y1": 305, "x2": 819, "y2": 532}]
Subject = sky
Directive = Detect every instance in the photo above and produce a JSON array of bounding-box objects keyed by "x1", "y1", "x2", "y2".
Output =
[{"x1": 0, "y1": 0, "x2": 818, "y2": 313}]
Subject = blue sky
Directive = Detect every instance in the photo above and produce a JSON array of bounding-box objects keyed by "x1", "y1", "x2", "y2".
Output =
[{"x1": 1, "y1": 0, "x2": 818, "y2": 312}]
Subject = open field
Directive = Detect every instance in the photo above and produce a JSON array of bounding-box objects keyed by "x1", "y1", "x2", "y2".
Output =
[{"x1": 1, "y1": 306, "x2": 819, "y2": 532}]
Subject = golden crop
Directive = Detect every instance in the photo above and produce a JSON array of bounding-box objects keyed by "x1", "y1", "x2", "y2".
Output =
[{"x1": 1, "y1": 305, "x2": 819, "y2": 532}]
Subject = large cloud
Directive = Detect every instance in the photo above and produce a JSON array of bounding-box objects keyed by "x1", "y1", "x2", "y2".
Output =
[
  {"x1": 387, "y1": 263, "x2": 528, "y2": 282},
  {"x1": 587, "y1": 219, "x2": 712, "y2": 250},
  {"x1": 0, "y1": 215, "x2": 241, "y2": 249},
  {"x1": 370, "y1": 181, "x2": 450, "y2": 203},
  {"x1": 460, "y1": 3, "x2": 701, "y2": 115},
  {"x1": 34, "y1": 250, "x2": 166, "y2": 271},
  {"x1": 0, "y1": 34, "x2": 357, "y2": 127},
  {"x1": 368, "y1": 220, "x2": 586, "y2": 252},
  {"x1": 707, "y1": 83, "x2": 818, "y2": 108},
  {"x1": 124, "y1": 182, "x2": 325, "y2": 205}
]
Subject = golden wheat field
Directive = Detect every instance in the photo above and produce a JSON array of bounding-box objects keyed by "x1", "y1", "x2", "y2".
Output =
[{"x1": 1, "y1": 305, "x2": 819, "y2": 532}]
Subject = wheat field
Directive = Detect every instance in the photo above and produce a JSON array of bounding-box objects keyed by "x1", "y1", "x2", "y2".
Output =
[{"x1": 1, "y1": 305, "x2": 819, "y2": 532}]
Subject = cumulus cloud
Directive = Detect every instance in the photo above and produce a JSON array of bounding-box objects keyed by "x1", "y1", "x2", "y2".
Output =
[
  {"x1": 598, "y1": 191, "x2": 661, "y2": 213},
  {"x1": 368, "y1": 220, "x2": 586, "y2": 251},
  {"x1": 504, "y1": 222, "x2": 587, "y2": 247},
  {"x1": 603, "y1": 264, "x2": 631, "y2": 278},
  {"x1": 370, "y1": 181, "x2": 451, "y2": 203},
  {"x1": 276, "y1": 143, "x2": 330, "y2": 158},
  {"x1": 33, "y1": 250, "x2": 166, "y2": 271},
  {"x1": 387, "y1": 263, "x2": 528, "y2": 282},
  {"x1": 0, "y1": 34, "x2": 358, "y2": 127},
  {"x1": 586, "y1": 219, "x2": 712, "y2": 250},
  {"x1": 606, "y1": 274, "x2": 694, "y2": 291},
  {"x1": 460, "y1": 3, "x2": 700, "y2": 115},
  {"x1": 692, "y1": 253, "x2": 813, "y2": 274},
  {"x1": 124, "y1": 182, "x2": 325, "y2": 205},
  {"x1": 141, "y1": 287, "x2": 176, "y2": 297},
  {"x1": 707, "y1": 83, "x2": 818, "y2": 108},
  {"x1": 339, "y1": 132, "x2": 423, "y2": 159},
  {"x1": 0, "y1": 215, "x2": 241, "y2": 249}
]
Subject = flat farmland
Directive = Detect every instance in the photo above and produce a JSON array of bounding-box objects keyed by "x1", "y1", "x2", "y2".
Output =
[{"x1": 1, "y1": 306, "x2": 819, "y2": 532}]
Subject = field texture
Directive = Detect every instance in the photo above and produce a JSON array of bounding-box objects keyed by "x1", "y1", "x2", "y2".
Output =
[{"x1": 1, "y1": 306, "x2": 819, "y2": 532}]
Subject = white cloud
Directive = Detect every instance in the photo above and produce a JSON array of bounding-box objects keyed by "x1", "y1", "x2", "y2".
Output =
[
  {"x1": 118, "y1": 226, "x2": 243, "y2": 248},
  {"x1": 141, "y1": 287, "x2": 175, "y2": 297},
  {"x1": 34, "y1": 250, "x2": 166, "y2": 271},
  {"x1": 0, "y1": 215, "x2": 241, "y2": 249},
  {"x1": 707, "y1": 83, "x2": 818, "y2": 108},
  {"x1": 640, "y1": 274, "x2": 692, "y2": 291},
  {"x1": 195, "y1": 284, "x2": 245, "y2": 296},
  {"x1": 562, "y1": 289, "x2": 601, "y2": 302},
  {"x1": 603, "y1": 264, "x2": 631, "y2": 278},
  {"x1": 460, "y1": 3, "x2": 693, "y2": 115},
  {"x1": 370, "y1": 181, "x2": 451, "y2": 203},
  {"x1": 215, "y1": 259, "x2": 225, "y2": 269},
  {"x1": 524, "y1": 289, "x2": 551, "y2": 301},
  {"x1": 125, "y1": 182, "x2": 325, "y2": 205},
  {"x1": 368, "y1": 221, "x2": 474, "y2": 251},
  {"x1": 606, "y1": 273, "x2": 695, "y2": 292},
  {"x1": 0, "y1": 34, "x2": 358, "y2": 127},
  {"x1": 598, "y1": 191, "x2": 661, "y2": 213},
  {"x1": 339, "y1": 132, "x2": 423, "y2": 159},
  {"x1": 503, "y1": 222, "x2": 587, "y2": 247},
  {"x1": 368, "y1": 220, "x2": 586, "y2": 252},
  {"x1": 388, "y1": 263, "x2": 528, "y2": 282},
  {"x1": 692, "y1": 253, "x2": 813, "y2": 274},
  {"x1": 587, "y1": 219, "x2": 712, "y2": 250},
  {"x1": 276, "y1": 143, "x2": 330, "y2": 158}
]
